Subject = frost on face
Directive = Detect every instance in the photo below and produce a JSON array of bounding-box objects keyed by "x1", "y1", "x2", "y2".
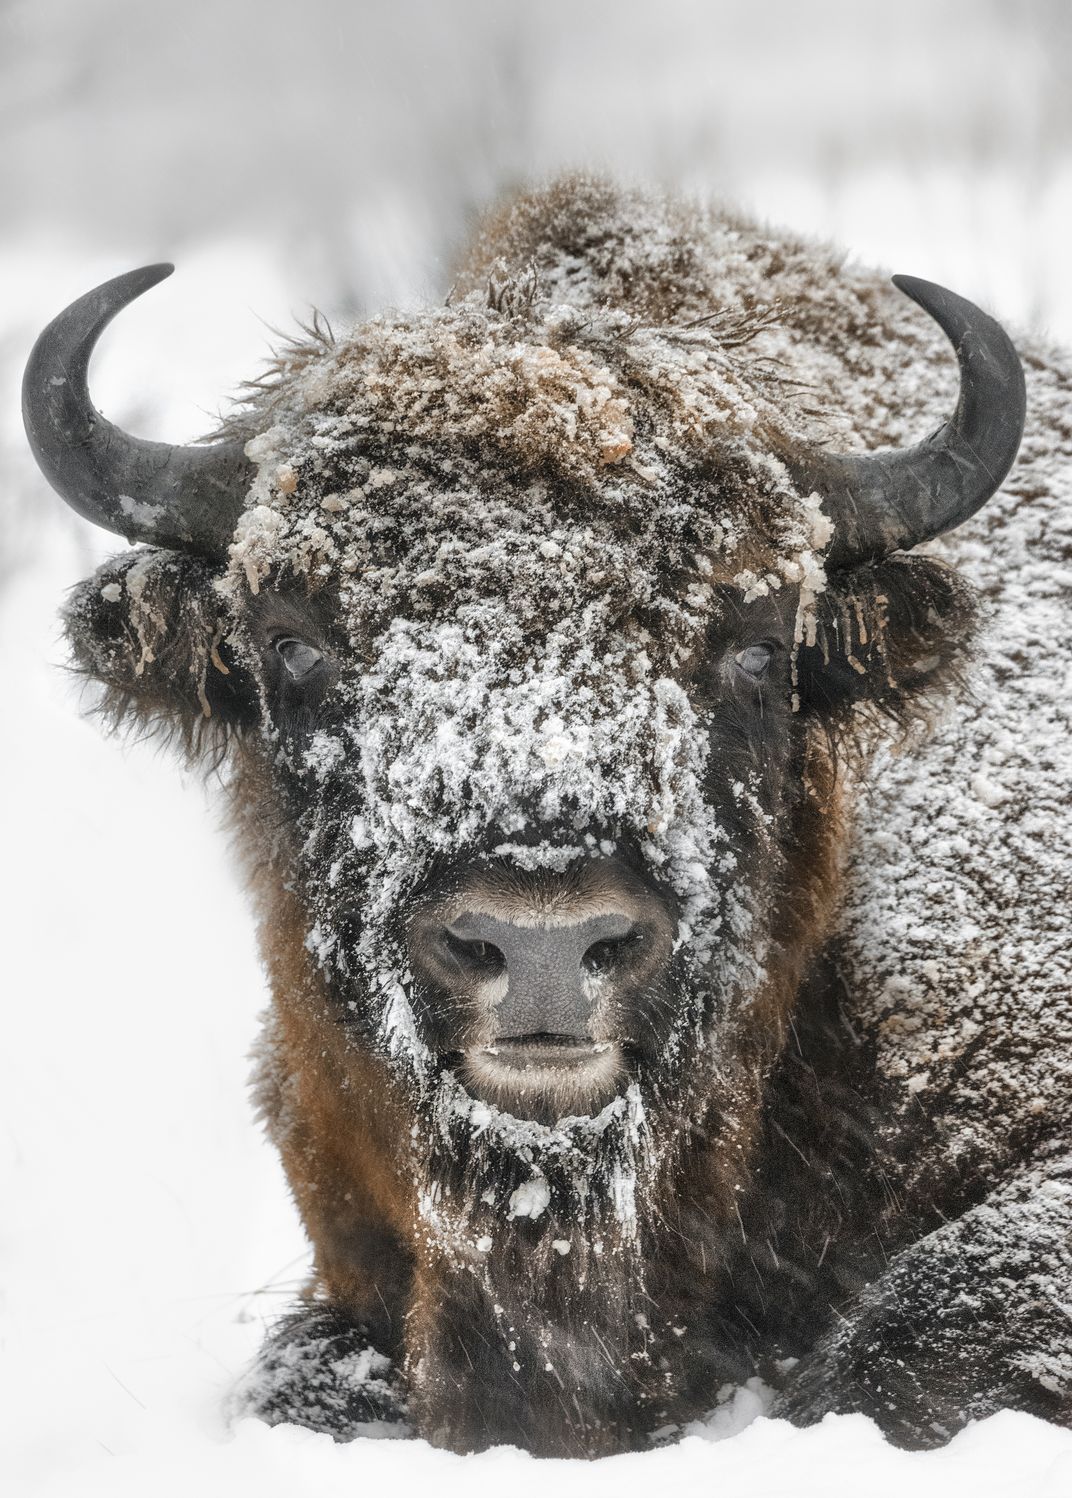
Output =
[{"x1": 282, "y1": 594, "x2": 777, "y2": 1258}]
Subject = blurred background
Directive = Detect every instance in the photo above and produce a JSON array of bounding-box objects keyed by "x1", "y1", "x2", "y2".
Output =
[{"x1": 3, "y1": 0, "x2": 1071, "y2": 1479}]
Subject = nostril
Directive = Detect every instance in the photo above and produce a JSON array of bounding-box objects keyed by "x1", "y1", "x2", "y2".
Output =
[
  {"x1": 582, "y1": 924, "x2": 640, "y2": 975},
  {"x1": 442, "y1": 926, "x2": 505, "y2": 972}
]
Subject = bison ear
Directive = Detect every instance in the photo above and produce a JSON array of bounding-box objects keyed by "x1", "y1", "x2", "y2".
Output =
[
  {"x1": 794, "y1": 556, "x2": 979, "y2": 723},
  {"x1": 64, "y1": 548, "x2": 258, "y2": 753}
]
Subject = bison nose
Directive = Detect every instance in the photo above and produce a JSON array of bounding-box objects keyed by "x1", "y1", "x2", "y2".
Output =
[{"x1": 443, "y1": 911, "x2": 638, "y2": 1039}]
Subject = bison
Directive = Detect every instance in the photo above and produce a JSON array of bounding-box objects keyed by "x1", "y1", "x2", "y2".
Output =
[{"x1": 23, "y1": 177, "x2": 1072, "y2": 1457}]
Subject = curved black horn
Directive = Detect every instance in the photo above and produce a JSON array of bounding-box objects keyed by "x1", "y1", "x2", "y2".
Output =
[
  {"x1": 794, "y1": 276, "x2": 1026, "y2": 569},
  {"x1": 22, "y1": 264, "x2": 253, "y2": 558}
]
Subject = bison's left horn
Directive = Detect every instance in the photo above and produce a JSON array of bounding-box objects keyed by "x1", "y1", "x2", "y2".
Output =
[
  {"x1": 795, "y1": 276, "x2": 1026, "y2": 569},
  {"x1": 22, "y1": 264, "x2": 253, "y2": 559}
]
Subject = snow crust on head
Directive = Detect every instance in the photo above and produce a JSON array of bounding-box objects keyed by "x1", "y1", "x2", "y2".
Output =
[{"x1": 223, "y1": 179, "x2": 832, "y2": 611}]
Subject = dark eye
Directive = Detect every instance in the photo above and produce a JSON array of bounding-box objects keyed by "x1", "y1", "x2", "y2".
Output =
[
  {"x1": 275, "y1": 636, "x2": 324, "y2": 682},
  {"x1": 582, "y1": 929, "x2": 640, "y2": 975},
  {"x1": 734, "y1": 643, "x2": 775, "y2": 679}
]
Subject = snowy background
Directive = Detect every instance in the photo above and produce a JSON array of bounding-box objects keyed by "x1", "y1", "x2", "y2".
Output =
[{"x1": 3, "y1": 2, "x2": 1072, "y2": 1492}]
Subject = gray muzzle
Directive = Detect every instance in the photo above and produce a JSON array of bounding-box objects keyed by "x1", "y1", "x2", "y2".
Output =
[{"x1": 447, "y1": 912, "x2": 635, "y2": 1038}]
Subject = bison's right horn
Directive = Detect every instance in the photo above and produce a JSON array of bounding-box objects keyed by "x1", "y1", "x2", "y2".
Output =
[
  {"x1": 22, "y1": 264, "x2": 253, "y2": 559},
  {"x1": 793, "y1": 275, "x2": 1026, "y2": 569}
]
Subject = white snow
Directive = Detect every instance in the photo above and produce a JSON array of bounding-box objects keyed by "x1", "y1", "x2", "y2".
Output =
[
  {"x1": 507, "y1": 1176, "x2": 552, "y2": 1221},
  {"x1": 5, "y1": 2, "x2": 1072, "y2": 1489}
]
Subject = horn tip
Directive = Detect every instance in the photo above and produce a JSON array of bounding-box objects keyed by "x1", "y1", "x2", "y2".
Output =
[
  {"x1": 122, "y1": 262, "x2": 176, "y2": 297},
  {"x1": 891, "y1": 272, "x2": 937, "y2": 307},
  {"x1": 891, "y1": 273, "x2": 994, "y2": 347}
]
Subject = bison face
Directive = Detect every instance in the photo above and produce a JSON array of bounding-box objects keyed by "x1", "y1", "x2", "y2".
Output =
[
  {"x1": 232, "y1": 570, "x2": 805, "y2": 1136},
  {"x1": 28, "y1": 242, "x2": 1018, "y2": 1248}
]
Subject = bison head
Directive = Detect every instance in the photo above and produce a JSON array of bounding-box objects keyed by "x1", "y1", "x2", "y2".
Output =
[{"x1": 24, "y1": 196, "x2": 1023, "y2": 1291}]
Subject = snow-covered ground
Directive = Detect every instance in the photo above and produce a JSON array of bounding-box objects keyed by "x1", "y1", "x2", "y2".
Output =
[{"x1": 4, "y1": 3, "x2": 1072, "y2": 1491}]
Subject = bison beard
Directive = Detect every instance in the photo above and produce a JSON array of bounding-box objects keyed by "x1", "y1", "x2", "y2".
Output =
[{"x1": 26, "y1": 176, "x2": 1072, "y2": 1455}]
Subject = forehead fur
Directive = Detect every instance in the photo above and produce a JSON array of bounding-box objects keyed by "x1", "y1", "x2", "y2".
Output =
[{"x1": 220, "y1": 175, "x2": 831, "y2": 651}]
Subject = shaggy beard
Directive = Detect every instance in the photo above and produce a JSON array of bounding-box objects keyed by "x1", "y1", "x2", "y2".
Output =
[
  {"x1": 407, "y1": 1068, "x2": 669, "y2": 1406},
  {"x1": 408, "y1": 1024, "x2": 712, "y2": 1298},
  {"x1": 423, "y1": 1078, "x2": 649, "y2": 1250},
  {"x1": 401, "y1": 1024, "x2": 753, "y2": 1440},
  {"x1": 339, "y1": 897, "x2": 762, "y2": 1293}
]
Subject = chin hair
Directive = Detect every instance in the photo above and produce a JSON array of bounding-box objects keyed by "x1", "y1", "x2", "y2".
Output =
[{"x1": 408, "y1": 1069, "x2": 680, "y2": 1291}]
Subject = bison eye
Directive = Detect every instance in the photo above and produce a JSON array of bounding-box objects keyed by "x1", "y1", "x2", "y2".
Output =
[
  {"x1": 582, "y1": 932, "x2": 639, "y2": 975},
  {"x1": 734, "y1": 642, "x2": 775, "y2": 679},
  {"x1": 275, "y1": 636, "x2": 324, "y2": 682}
]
